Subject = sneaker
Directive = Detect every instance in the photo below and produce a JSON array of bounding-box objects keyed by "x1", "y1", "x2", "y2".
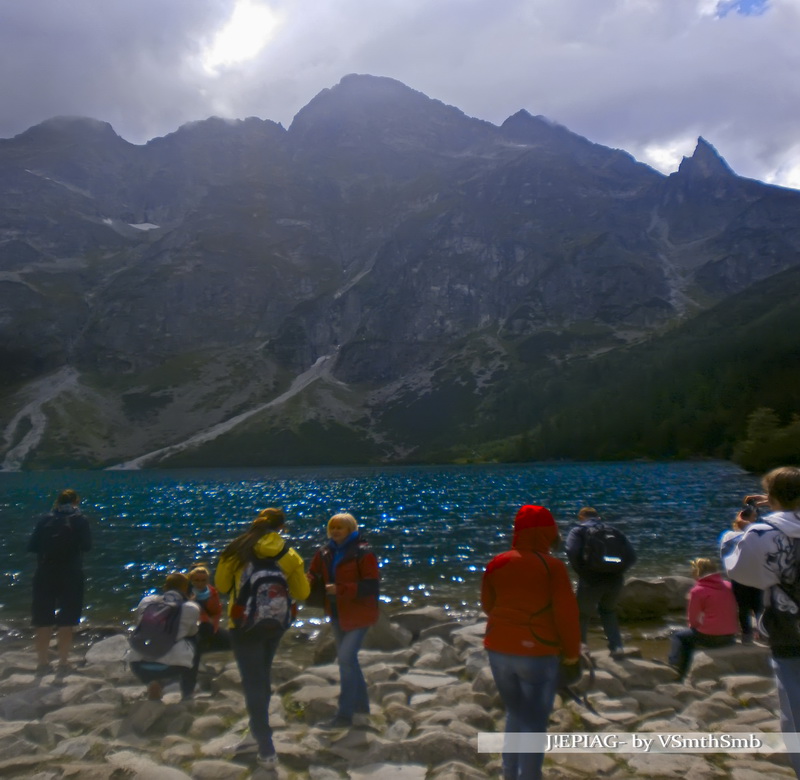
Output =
[
  {"x1": 609, "y1": 647, "x2": 626, "y2": 660},
  {"x1": 257, "y1": 752, "x2": 278, "y2": 769}
]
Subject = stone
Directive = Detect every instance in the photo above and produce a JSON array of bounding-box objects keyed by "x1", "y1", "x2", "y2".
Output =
[
  {"x1": 188, "y1": 715, "x2": 228, "y2": 740},
  {"x1": 349, "y1": 764, "x2": 427, "y2": 780},
  {"x1": 624, "y1": 754, "x2": 721, "y2": 779},
  {"x1": 106, "y1": 749, "x2": 193, "y2": 779},
  {"x1": 84, "y1": 635, "x2": 131, "y2": 665},
  {"x1": 617, "y1": 578, "x2": 672, "y2": 620},
  {"x1": 189, "y1": 759, "x2": 250, "y2": 779},
  {"x1": 389, "y1": 607, "x2": 449, "y2": 638},
  {"x1": 364, "y1": 612, "x2": 414, "y2": 651}
]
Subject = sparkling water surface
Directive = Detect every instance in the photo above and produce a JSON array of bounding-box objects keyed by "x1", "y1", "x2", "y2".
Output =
[{"x1": 0, "y1": 461, "x2": 760, "y2": 624}]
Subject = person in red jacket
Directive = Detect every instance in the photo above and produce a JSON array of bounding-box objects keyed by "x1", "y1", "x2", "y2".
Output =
[
  {"x1": 668, "y1": 557, "x2": 738, "y2": 680},
  {"x1": 307, "y1": 513, "x2": 379, "y2": 729},
  {"x1": 482, "y1": 505, "x2": 580, "y2": 780}
]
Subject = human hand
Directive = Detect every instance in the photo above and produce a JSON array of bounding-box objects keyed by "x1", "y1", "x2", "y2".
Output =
[
  {"x1": 325, "y1": 584, "x2": 337, "y2": 595},
  {"x1": 562, "y1": 656, "x2": 580, "y2": 664}
]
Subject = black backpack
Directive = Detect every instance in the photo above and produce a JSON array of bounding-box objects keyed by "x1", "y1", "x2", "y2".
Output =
[
  {"x1": 582, "y1": 523, "x2": 632, "y2": 574},
  {"x1": 130, "y1": 596, "x2": 183, "y2": 659},
  {"x1": 36, "y1": 511, "x2": 78, "y2": 561},
  {"x1": 232, "y1": 546, "x2": 293, "y2": 631}
]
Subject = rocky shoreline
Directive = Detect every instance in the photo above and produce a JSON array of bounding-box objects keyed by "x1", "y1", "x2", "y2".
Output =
[{"x1": 0, "y1": 577, "x2": 796, "y2": 779}]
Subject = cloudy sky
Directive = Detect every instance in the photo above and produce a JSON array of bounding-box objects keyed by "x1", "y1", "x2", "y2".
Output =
[{"x1": 2, "y1": 0, "x2": 799, "y2": 187}]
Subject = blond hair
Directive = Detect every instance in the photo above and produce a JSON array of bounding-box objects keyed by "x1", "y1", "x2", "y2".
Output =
[
  {"x1": 691, "y1": 558, "x2": 717, "y2": 578},
  {"x1": 327, "y1": 513, "x2": 358, "y2": 536}
]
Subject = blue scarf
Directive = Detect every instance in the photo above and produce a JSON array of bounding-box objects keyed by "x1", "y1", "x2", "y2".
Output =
[{"x1": 327, "y1": 531, "x2": 359, "y2": 580}]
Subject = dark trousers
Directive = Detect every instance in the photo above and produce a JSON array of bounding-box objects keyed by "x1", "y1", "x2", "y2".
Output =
[
  {"x1": 668, "y1": 628, "x2": 735, "y2": 679},
  {"x1": 230, "y1": 625, "x2": 284, "y2": 756},
  {"x1": 577, "y1": 575, "x2": 624, "y2": 650},
  {"x1": 731, "y1": 581, "x2": 762, "y2": 639},
  {"x1": 130, "y1": 660, "x2": 194, "y2": 698},
  {"x1": 186, "y1": 623, "x2": 232, "y2": 694}
]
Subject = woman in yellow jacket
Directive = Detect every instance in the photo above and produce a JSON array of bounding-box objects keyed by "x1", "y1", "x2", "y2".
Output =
[{"x1": 215, "y1": 508, "x2": 309, "y2": 768}]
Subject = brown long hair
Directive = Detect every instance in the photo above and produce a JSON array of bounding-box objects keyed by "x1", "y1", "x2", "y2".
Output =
[{"x1": 220, "y1": 508, "x2": 286, "y2": 565}]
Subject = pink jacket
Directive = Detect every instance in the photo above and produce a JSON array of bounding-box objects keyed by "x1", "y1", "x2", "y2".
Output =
[{"x1": 687, "y1": 573, "x2": 738, "y2": 635}]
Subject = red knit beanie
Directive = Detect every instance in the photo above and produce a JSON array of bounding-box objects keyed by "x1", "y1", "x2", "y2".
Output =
[{"x1": 514, "y1": 505, "x2": 556, "y2": 529}]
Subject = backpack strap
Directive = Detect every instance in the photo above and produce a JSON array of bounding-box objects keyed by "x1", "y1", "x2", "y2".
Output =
[{"x1": 527, "y1": 552, "x2": 560, "y2": 648}]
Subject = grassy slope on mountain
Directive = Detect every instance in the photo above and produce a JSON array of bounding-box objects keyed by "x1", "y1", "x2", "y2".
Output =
[{"x1": 468, "y1": 263, "x2": 800, "y2": 464}]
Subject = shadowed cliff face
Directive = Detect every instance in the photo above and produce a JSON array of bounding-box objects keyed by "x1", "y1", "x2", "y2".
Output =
[{"x1": 1, "y1": 75, "x2": 799, "y2": 468}]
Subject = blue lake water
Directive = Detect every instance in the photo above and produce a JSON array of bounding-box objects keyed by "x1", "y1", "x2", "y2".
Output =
[{"x1": 0, "y1": 461, "x2": 760, "y2": 625}]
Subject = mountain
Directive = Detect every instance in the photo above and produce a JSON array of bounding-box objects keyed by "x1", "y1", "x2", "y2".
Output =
[{"x1": 1, "y1": 74, "x2": 799, "y2": 469}]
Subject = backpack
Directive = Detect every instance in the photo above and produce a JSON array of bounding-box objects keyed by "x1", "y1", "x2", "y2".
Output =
[
  {"x1": 581, "y1": 523, "x2": 632, "y2": 574},
  {"x1": 130, "y1": 596, "x2": 183, "y2": 659},
  {"x1": 36, "y1": 511, "x2": 78, "y2": 561},
  {"x1": 231, "y1": 546, "x2": 293, "y2": 631}
]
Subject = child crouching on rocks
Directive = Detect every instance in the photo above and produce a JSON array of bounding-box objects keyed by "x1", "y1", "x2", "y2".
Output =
[{"x1": 668, "y1": 557, "x2": 737, "y2": 681}]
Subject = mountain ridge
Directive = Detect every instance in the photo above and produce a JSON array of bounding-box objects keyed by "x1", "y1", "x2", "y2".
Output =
[{"x1": 0, "y1": 74, "x2": 798, "y2": 469}]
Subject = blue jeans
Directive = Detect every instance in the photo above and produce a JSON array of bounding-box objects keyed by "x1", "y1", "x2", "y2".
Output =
[
  {"x1": 773, "y1": 657, "x2": 800, "y2": 778},
  {"x1": 488, "y1": 651, "x2": 559, "y2": 780},
  {"x1": 230, "y1": 626, "x2": 284, "y2": 756},
  {"x1": 576, "y1": 575, "x2": 624, "y2": 650},
  {"x1": 332, "y1": 621, "x2": 369, "y2": 720},
  {"x1": 668, "y1": 629, "x2": 734, "y2": 679}
]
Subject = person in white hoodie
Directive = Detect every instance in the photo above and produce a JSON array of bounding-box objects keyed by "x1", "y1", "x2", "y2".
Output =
[
  {"x1": 725, "y1": 466, "x2": 800, "y2": 777},
  {"x1": 128, "y1": 572, "x2": 200, "y2": 700}
]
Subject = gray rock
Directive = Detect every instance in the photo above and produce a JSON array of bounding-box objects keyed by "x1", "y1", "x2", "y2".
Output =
[
  {"x1": 389, "y1": 607, "x2": 449, "y2": 638},
  {"x1": 617, "y1": 578, "x2": 672, "y2": 620},
  {"x1": 189, "y1": 759, "x2": 250, "y2": 779},
  {"x1": 188, "y1": 715, "x2": 228, "y2": 740},
  {"x1": 349, "y1": 764, "x2": 427, "y2": 780},
  {"x1": 106, "y1": 749, "x2": 194, "y2": 779},
  {"x1": 84, "y1": 635, "x2": 131, "y2": 665}
]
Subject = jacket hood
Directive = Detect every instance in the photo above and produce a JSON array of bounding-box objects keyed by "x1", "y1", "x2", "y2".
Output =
[
  {"x1": 763, "y1": 511, "x2": 800, "y2": 538},
  {"x1": 696, "y1": 572, "x2": 728, "y2": 589},
  {"x1": 162, "y1": 589, "x2": 186, "y2": 604},
  {"x1": 254, "y1": 531, "x2": 287, "y2": 557},
  {"x1": 513, "y1": 505, "x2": 558, "y2": 553}
]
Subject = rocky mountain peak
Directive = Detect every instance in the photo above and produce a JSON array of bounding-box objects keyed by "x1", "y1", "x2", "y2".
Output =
[
  {"x1": 8, "y1": 116, "x2": 126, "y2": 148},
  {"x1": 287, "y1": 73, "x2": 493, "y2": 152},
  {"x1": 678, "y1": 137, "x2": 735, "y2": 179}
]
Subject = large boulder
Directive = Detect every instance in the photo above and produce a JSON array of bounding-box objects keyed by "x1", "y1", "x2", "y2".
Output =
[{"x1": 617, "y1": 578, "x2": 672, "y2": 620}]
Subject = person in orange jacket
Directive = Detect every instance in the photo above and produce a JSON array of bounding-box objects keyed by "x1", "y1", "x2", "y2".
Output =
[
  {"x1": 307, "y1": 513, "x2": 379, "y2": 729},
  {"x1": 482, "y1": 504, "x2": 581, "y2": 780}
]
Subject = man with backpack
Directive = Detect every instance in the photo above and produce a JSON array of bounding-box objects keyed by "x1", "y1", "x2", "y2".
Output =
[
  {"x1": 28, "y1": 488, "x2": 92, "y2": 673},
  {"x1": 565, "y1": 507, "x2": 636, "y2": 658},
  {"x1": 128, "y1": 572, "x2": 200, "y2": 700},
  {"x1": 725, "y1": 466, "x2": 800, "y2": 779}
]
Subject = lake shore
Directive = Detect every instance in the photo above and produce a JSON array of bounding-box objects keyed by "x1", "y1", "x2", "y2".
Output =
[{"x1": 1, "y1": 578, "x2": 795, "y2": 780}]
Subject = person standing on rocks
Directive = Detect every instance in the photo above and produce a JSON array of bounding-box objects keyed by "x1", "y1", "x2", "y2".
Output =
[
  {"x1": 307, "y1": 512, "x2": 380, "y2": 730},
  {"x1": 482, "y1": 504, "x2": 581, "y2": 780},
  {"x1": 565, "y1": 506, "x2": 636, "y2": 657},
  {"x1": 667, "y1": 557, "x2": 737, "y2": 681},
  {"x1": 726, "y1": 466, "x2": 800, "y2": 779},
  {"x1": 186, "y1": 564, "x2": 229, "y2": 695},
  {"x1": 215, "y1": 508, "x2": 310, "y2": 768},
  {"x1": 719, "y1": 504, "x2": 763, "y2": 643},
  {"x1": 28, "y1": 488, "x2": 92, "y2": 673}
]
